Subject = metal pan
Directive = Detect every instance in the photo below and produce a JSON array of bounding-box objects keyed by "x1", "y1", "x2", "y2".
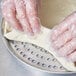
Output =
[{"x1": 1, "y1": 19, "x2": 76, "y2": 75}]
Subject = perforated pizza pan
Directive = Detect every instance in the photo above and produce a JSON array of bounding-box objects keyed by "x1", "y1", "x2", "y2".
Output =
[{"x1": 1, "y1": 19, "x2": 76, "y2": 75}]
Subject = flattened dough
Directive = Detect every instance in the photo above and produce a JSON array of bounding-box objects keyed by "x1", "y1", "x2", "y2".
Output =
[{"x1": 3, "y1": 21, "x2": 76, "y2": 71}]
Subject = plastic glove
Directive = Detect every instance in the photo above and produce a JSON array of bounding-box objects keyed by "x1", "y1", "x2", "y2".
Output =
[
  {"x1": 51, "y1": 11, "x2": 76, "y2": 62},
  {"x1": 1, "y1": 0, "x2": 41, "y2": 35}
]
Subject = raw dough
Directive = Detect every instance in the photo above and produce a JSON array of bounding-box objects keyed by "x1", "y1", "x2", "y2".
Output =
[{"x1": 4, "y1": 21, "x2": 76, "y2": 71}]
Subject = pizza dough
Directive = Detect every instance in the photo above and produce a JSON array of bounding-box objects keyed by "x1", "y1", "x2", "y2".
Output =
[{"x1": 3, "y1": 21, "x2": 76, "y2": 71}]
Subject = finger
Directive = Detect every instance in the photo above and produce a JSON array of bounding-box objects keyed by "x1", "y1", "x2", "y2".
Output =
[
  {"x1": 2, "y1": 0, "x2": 23, "y2": 31},
  {"x1": 58, "y1": 38, "x2": 76, "y2": 57},
  {"x1": 70, "y1": 24, "x2": 76, "y2": 37},
  {"x1": 53, "y1": 30, "x2": 72, "y2": 49},
  {"x1": 51, "y1": 11, "x2": 76, "y2": 41},
  {"x1": 25, "y1": 0, "x2": 40, "y2": 34},
  {"x1": 67, "y1": 51, "x2": 76, "y2": 62},
  {"x1": 14, "y1": 0, "x2": 33, "y2": 35}
]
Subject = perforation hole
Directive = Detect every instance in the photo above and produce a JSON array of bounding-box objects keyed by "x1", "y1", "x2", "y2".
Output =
[
  {"x1": 21, "y1": 42, "x2": 24, "y2": 44},
  {"x1": 36, "y1": 54, "x2": 39, "y2": 57},
  {"x1": 32, "y1": 60, "x2": 36, "y2": 63},
  {"x1": 31, "y1": 51, "x2": 34, "y2": 55},
  {"x1": 41, "y1": 56, "x2": 44, "y2": 59},
  {"x1": 47, "y1": 58, "x2": 51, "y2": 61},
  {"x1": 60, "y1": 66, "x2": 64, "y2": 70},
  {"x1": 11, "y1": 41, "x2": 14, "y2": 44},
  {"x1": 14, "y1": 45, "x2": 17, "y2": 47},
  {"x1": 27, "y1": 48, "x2": 30, "y2": 51},
  {"x1": 40, "y1": 48, "x2": 46, "y2": 53},
  {"x1": 44, "y1": 50, "x2": 48, "y2": 53},
  {"x1": 20, "y1": 51, "x2": 23, "y2": 54},
  {"x1": 23, "y1": 54, "x2": 26, "y2": 57},
  {"x1": 42, "y1": 63, "x2": 46, "y2": 67},
  {"x1": 16, "y1": 48, "x2": 20, "y2": 51},
  {"x1": 28, "y1": 57, "x2": 30, "y2": 60},
  {"x1": 34, "y1": 45, "x2": 37, "y2": 48},
  {"x1": 48, "y1": 65, "x2": 52, "y2": 68},
  {"x1": 28, "y1": 57, "x2": 32, "y2": 61},
  {"x1": 52, "y1": 58, "x2": 56, "y2": 62},
  {"x1": 53, "y1": 65, "x2": 57, "y2": 69},
  {"x1": 37, "y1": 62, "x2": 40, "y2": 65},
  {"x1": 24, "y1": 45, "x2": 26, "y2": 47},
  {"x1": 32, "y1": 44, "x2": 37, "y2": 48}
]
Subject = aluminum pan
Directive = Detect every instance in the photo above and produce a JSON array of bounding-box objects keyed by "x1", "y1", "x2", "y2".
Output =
[{"x1": 1, "y1": 19, "x2": 76, "y2": 75}]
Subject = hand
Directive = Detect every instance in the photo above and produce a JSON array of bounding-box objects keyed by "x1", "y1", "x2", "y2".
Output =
[
  {"x1": 51, "y1": 12, "x2": 76, "y2": 62},
  {"x1": 1, "y1": 0, "x2": 40, "y2": 35}
]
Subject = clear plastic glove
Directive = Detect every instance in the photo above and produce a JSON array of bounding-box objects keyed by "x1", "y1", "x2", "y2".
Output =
[
  {"x1": 51, "y1": 11, "x2": 76, "y2": 62},
  {"x1": 1, "y1": 0, "x2": 41, "y2": 36}
]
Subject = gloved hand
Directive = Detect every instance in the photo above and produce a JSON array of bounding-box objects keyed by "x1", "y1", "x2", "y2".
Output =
[
  {"x1": 51, "y1": 12, "x2": 76, "y2": 62},
  {"x1": 1, "y1": 0, "x2": 40, "y2": 35}
]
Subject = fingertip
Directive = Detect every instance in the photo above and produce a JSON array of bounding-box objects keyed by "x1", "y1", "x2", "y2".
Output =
[
  {"x1": 67, "y1": 51, "x2": 76, "y2": 62},
  {"x1": 51, "y1": 25, "x2": 60, "y2": 41},
  {"x1": 27, "y1": 32, "x2": 34, "y2": 36},
  {"x1": 23, "y1": 25, "x2": 34, "y2": 36},
  {"x1": 31, "y1": 17, "x2": 41, "y2": 34},
  {"x1": 8, "y1": 21, "x2": 24, "y2": 32},
  {"x1": 15, "y1": 25, "x2": 24, "y2": 32},
  {"x1": 33, "y1": 25, "x2": 41, "y2": 34},
  {"x1": 24, "y1": 30, "x2": 34, "y2": 36}
]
